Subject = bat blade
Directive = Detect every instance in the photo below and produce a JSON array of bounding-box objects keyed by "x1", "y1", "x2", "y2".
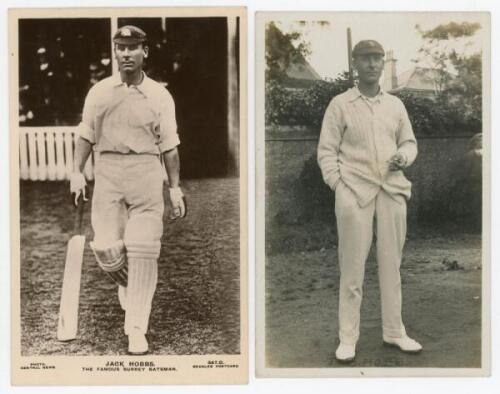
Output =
[{"x1": 57, "y1": 234, "x2": 85, "y2": 341}]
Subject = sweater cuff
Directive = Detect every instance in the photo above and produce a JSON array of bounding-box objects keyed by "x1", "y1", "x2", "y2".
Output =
[{"x1": 327, "y1": 174, "x2": 341, "y2": 191}]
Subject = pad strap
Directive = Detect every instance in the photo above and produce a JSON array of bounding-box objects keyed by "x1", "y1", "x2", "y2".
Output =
[
  {"x1": 125, "y1": 241, "x2": 161, "y2": 260},
  {"x1": 90, "y1": 240, "x2": 128, "y2": 287}
]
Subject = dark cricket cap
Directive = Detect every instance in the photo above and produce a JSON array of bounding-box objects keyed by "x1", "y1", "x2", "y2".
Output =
[
  {"x1": 113, "y1": 25, "x2": 147, "y2": 44},
  {"x1": 352, "y1": 40, "x2": 385, "y2": 57}
]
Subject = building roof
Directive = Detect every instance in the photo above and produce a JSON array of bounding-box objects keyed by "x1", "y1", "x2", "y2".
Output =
[
  {"x1": 389, "y1": 66, "x2": 448, "y2": 94},
  {"x1": 266, "y1": 23, "x2": 322, "y2": 86},
  {"x1": 285, "y1": 58, "x2": 321, "y2": 81}
]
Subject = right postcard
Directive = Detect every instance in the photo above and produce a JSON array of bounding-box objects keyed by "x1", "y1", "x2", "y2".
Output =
[{"x1": 255, "y1": 11, "x2": 490, "y2": 378}]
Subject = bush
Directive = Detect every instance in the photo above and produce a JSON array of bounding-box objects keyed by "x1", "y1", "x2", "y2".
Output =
[
  {"x1": 424, "y1": 135, "x2": 482, "y2": 231},
  {"x1": 265, "y1": 74, "x2": 352, "y2": 129},
  {"x1": 394, "y1": 91, "x2": 480, "y2": 136}
]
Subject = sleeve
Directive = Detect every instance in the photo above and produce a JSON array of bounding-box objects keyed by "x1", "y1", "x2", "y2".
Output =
[
  {"x1": 157, "y1": 90, "x2": 181, "y2": 153},
  {"x1": 317, "y1": 99, "x2": 344, "y2": 191},
  {"x1": 396, "y1": 102, "x2": 418, "y2": 167},
  {"x1": 77, "y1": 88, "x2": 97, "y2": 144}
]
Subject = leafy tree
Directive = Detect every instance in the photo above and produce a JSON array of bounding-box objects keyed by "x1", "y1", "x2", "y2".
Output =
[
  {"x1": 265, "y1": 22, "x2": 311, "y2": 83},
  {"x1": 418, "y1": 21, "x2": 481, "y2": 40},
  {"x1": 265, "y1": 21, "x2": 352, "y2": 128},
  {"x1": 415, "y1": 22, "x2": 481, "y2": 90},
  {"x1": 444, "y1": 52, "x2": 482, "y2": 131},
  {"x1": 414, "y1": 21, "x2": 482, "y2": 132}
]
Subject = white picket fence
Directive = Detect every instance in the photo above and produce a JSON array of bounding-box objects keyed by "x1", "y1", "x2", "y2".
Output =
[{"x1": 19, "y1": 127, "x2": 95, "y2": 181}]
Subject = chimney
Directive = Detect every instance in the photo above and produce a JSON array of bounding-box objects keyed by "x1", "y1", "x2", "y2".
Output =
[{"x1": 383, "y1": 50, "x2": 398, "y2": 91}]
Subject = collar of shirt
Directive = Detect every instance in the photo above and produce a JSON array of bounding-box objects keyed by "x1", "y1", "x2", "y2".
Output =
[
  {"x1": 347, "y1": 85, "x2": 385, "y2": 104},
  {"x1": 110, "y1": 71, "x2": 154, "y2": 98}
]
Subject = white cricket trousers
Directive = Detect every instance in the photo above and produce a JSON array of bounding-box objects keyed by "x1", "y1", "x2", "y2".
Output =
[
  {"x1": 335, "y1": 182, "x2": 407, "y2": 345},
  {"x1": 92, "y1": 153, "x2": 164, "y2": 335}
]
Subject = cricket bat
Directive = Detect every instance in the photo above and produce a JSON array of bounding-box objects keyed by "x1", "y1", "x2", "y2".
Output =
[{"x1": 57, "y1": 198, "x2": 85, "y2": 341}]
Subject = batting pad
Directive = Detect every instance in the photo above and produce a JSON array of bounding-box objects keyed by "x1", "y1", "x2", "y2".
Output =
[
  {"x1": 90, "y1": 239, "x2": 128, "y2": 287},
  {"x1": 125, "y1": 241, "x2": 161, "y2": 260},
  {"x1": 122, "y1": 215, "x2": 162, "y2": 335},
  {"x1": 124, "y1": 214, "x2": 163, "y2": 260},
  {"x1": 124, "y1": 258, "x2": 158, "y2": 335}
]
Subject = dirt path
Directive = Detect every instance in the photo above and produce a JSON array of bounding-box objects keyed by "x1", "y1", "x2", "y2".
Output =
[
  {"x1": 266, "y1": 234, "x2": 482, "y2": 368},
  {"x1": 20, "y1": 178, "x2": 240, "y2": 356}
]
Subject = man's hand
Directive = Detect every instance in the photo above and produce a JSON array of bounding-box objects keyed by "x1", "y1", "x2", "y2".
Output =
[
  {"x1": 169, "y1": 187, "x2": 187, "y2": 219},
  {"x1": 388, "y1": 152, "x2": 407, "y2": 171},
  {"x1": 69, "y1": 172, "x2": 88, "y2": 206}
]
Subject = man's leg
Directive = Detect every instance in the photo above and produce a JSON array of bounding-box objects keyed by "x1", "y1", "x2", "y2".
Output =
[
  {"x1": 122, "y1": 156, "x2": 165, "y2": 354},
  {"x1": 335, "y1": 183, "x2": 375, "y2": 345},
  {"x1": 90, "y1": 170, "x2": 128, "y2": 288},
  {"x1": 123, "y1": 215, "x2": 162, "y2": 338},
  {"x1": 375, "y1": 191, "x2": 421, "y2": 352},
  {"x1": 375, "y1": 191, "x2": 406, "y2": 339}
]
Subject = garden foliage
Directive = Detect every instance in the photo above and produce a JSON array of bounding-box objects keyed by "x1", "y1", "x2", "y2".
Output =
[{"x1": 266, "y1": 77, "x2": 481, "y2": 136}]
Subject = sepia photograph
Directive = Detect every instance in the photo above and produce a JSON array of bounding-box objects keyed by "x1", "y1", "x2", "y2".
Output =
[
  {"x1": 256, "y1": 11, "x2": 490, "y2": 377},
  {"x1": 9, "y1": 7, "x2": 247, "y2": 385}
]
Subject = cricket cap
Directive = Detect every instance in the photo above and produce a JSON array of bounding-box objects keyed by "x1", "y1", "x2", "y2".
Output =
[
  {"x1": 113, "y1": 25, "x2": 147, "y2": 45},
  {"x1": 352, "y1": 40, "x2": 385, "y2": 57}
]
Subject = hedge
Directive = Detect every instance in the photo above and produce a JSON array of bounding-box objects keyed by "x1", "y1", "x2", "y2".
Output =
[{"x1": 265, "y1": 79, "x2": 481, "y2": 136}]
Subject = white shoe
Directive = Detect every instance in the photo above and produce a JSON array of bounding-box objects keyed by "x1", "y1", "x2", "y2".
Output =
[
  {"x1": 383, "y1": 335, "x2": 422, "y2": 353},
  {"x1": 335, "y1": 342, "x2": 356, "y2": 363},
  {"x1": 128, "y1": 330, "x2": 148, "y2": 355},
  {"x1": 118, "y1": 286, "x2": 127, "y2": 310}
]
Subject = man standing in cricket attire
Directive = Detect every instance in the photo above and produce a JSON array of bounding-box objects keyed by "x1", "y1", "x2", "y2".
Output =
[
  {"x1": 70, "y1": 25, "x2": 186, "y2": 355},
  {"x1": 317, "y1": 40, "x2": 422, "y2": 363}
]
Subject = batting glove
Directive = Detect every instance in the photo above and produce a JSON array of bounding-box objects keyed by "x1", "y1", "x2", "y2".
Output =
[
  {"x1": 169, "y1": 187, "x2": 187, "y2": 219},
  {"x1": 69, "y1": 172, "x2": 88, "y2": 206}
]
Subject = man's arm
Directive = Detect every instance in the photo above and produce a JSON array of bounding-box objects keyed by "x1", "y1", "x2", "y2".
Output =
[
  {"x1": 74, "y1": 137, "x2": 93, "y2": 173},
  {"x1": 395, "y1": 103, "x2": 418, "y2": 167},
  {"x1": 157, "y1": 89, "x2": 185, "y2": 218},
  {"x1": 69, "y1": 137, "x2": 93, "y2": 205},
  {"x1": 162, "y1": 147, "x2": 186, "y2": 218},
  {"x1": 162, "y1": 147, "x2": 180, "y2": 188},
  {"x1": 69, "y1": 86, "x2": 96, "y2": 205},
  {"x1": 317, "y1": 99, "x2": 344, "y2": 190},
  {"x1": 389, "y1": 103, "x2": 418, "y2": 171}
]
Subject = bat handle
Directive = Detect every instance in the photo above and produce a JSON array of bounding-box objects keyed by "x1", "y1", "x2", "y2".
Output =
[{"x1": 73, "y1": 196, "x2": 85, "y2": 235}]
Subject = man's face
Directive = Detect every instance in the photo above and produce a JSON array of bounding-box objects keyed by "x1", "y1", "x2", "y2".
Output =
[
  {"x1": 114, "y1": 43, "x2": 148, "y2": 74},
  {"x1": 353, "y1": 53, "x2": 384, "y2": 84}
]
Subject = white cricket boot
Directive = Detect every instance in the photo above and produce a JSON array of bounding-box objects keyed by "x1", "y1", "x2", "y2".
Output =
[
  {"x1": 128, "y1": 328, "x2": 148, "y2": 355},
  {"x1": 383, "y1": 335, "x2": 422, "y2": 353},
  {"x1": 335, "y1": 342, "x2": 356, "y2": 363}
]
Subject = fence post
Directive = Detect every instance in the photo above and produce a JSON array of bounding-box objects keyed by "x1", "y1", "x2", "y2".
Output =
[
  {"x1": 55, "y1": 131, "x2": 66, "y2": 180},
  {"x1": 20, "y1": 127, "x2": 95, "y2": 181},
  {"x1": 27, "y1": 131, "x2": 38, "y2": 181},
  {"x1": 64, "y1": 131, "x2": 74, "y2": 179},
  {"x1": 36, "y1": 130, "x2": 47, "y2": 181},
  {"x1": 19, "y1": 130, "x2": 29, "y2": 180},
  {"x1": 46, "y1": 130, "x2": 56, "y2": 180}
]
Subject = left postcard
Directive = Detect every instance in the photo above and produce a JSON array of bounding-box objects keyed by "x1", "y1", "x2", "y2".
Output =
[{"x1": 9, "y1": 6, "x2": 247, "y2": 385}]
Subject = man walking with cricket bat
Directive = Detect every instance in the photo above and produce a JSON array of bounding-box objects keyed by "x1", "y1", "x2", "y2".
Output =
[{"x1": 69, "y1": 25, "x2": 186, "y2": 355}]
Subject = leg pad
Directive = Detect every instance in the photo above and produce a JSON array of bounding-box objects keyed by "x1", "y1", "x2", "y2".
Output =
[
  {"x1": 90, "y1": 240, "x2": 128, "y2": 287},
  {"x1": 124, "y1": 214, "x2": 163, "y2": 260}
]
